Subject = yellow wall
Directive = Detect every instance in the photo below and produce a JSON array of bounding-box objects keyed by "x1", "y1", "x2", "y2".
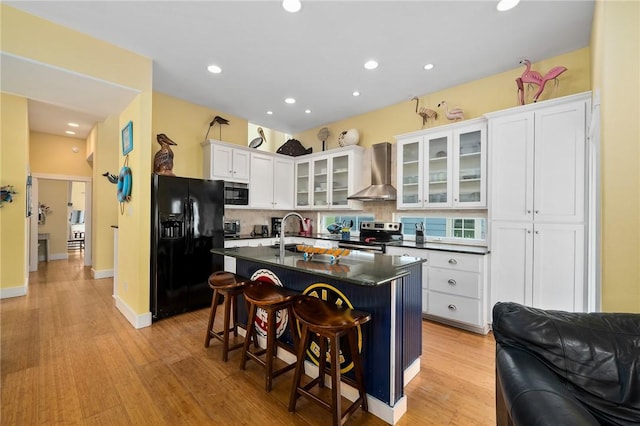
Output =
[
  {"x1": 37, "y1": 179, "x2": 69, "y2": 255},
  {"x1": 91, "y1": 116, "x2": 119, "y2": 276},
  {"x1": 117, "y1": 92, "x2": 154, "y2": 316},
  {"x1": 151, "y1": 92, "x2": 249, "y2": 179},
  {"x1": 295, "y1": 48, "x2": 591, "y2": 150},
  {"x1": 2, "y1": 4, "x2": 154, "y2": 321},
  {"x1": 592, "y1": 0, "x2": 640, "y2": 312},
  {"x1": 0, "y1": 93, "x2": 29, "y2": 291},
  {"x1": 30, "y1": 132, "x2": 93, "y2": 176},
  {"x1": 71, "y1": 182, "x2": 85, "y2": 211}
]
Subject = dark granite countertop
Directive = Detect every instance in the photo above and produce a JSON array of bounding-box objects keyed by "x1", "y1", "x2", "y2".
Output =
[
  {"x1": 212, "y1": 246, "x2": 425, "y2": 286},
  {"x1": 224, "y1": 233, "x2": 489, "y2": 255}
]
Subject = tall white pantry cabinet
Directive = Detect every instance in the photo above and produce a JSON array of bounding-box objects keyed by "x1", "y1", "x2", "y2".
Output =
[{"x1": 486, "y1": 93, "x2": 591, "y2": 314}]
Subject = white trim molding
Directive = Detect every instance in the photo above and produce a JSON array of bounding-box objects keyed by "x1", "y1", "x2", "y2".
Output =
[{"x1": 114, "y1": 296, "x2": 152, "y2": 329}]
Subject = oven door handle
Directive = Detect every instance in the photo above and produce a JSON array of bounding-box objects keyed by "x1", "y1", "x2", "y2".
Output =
[{"x1": 338, "y1": 242, "x2": 385, "y2": 252}]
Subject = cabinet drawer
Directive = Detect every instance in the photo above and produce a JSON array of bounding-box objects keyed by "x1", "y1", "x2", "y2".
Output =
[
  {"x1": 427, "y1": 291, "x2": 482, "y2": 326},
  {"x1": 429, "y1": 251, "x2": 481, "y2": 272},
  {"x1": 428, "y1": 267, "x2": 481, "y2": 299}
]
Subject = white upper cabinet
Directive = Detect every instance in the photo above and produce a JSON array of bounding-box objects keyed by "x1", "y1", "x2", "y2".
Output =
[
  {"x1": 249, "y1": 152, "x2": 294, "y2": 210},
  {"x1": 202, "y1": 140, "x2": 251, "y2": 182},
  {"x1": 488, "y1": 97, "x2": 587, "y2": 223},
  {"x1": 294, "y1": 146, "x2": 365, "y2": 210},
  {"x1": 396, "y1": 118, "x2": 486, "y2": 209}
]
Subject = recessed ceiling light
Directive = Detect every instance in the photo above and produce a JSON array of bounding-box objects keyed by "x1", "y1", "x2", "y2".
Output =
[
  {"x1": 67, "y1": 122, "x2": 79, "y2": 127},
  {"x1": 207, "y1": 64, "x2": 222, "y2": 74},
  {"x1": 497, "y1": 0, "x2": 520, "y2": 11},
  {"x1": 304, "y1": 109, "x2": 311, "y2": 114},
  {"x1": 267, "y1": 111, "x2": 274, "y2": 115},
  {"x1": 364, "y1": 60, "x2": 378, "y2": 70},
  {"x1": 282, "y1": 0, "x2": 302, "y2": 13},
  {"x1": 65, "y1": 130, "x2": 76, "y2": 135},
  {"x1": 424, "y1": 63, "x2": 434, "y2": 70},
  {"x1": 352, "y1": 91, "x2": 360, "y2": 97},
  {"x1": 285, "y1": 97, "x2": 296, "y2": 104}
]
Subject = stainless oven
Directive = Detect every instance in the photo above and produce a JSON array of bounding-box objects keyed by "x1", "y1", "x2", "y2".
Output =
[
  {"x1": 337, "y1": 221, "x2": 403, "y2": 254},
  {"x1": 223, "y1": 219, "x2": 240, "y2": 237},
  {"x1": 224, "y1": 182, "x2": 249, "y2": 205}
]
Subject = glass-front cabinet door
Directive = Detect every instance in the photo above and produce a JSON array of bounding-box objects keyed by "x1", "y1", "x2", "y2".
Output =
[
  {"x1": 295, "y1": 161, "x2": 311, "y2": 209},
  {"x1": 397, "y1": 138, "x2": 423, "y2": 208},
  {"x1": 453, "y1": 124, "x2": 486, "y2": 207},
  {"x1": 330, "y1": 154, "x2": 350, "y2": 207},
  {"x1": 425, "y1": 132, "x2": 452, "y2": 207},
  {"x1": 312, "y1": 157, "x2": 329, "y2": 208}
]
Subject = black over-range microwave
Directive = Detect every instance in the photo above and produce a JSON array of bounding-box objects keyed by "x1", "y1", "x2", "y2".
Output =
[{"x1": 224, "y1": 181, "x2": 249, "y2": 205}]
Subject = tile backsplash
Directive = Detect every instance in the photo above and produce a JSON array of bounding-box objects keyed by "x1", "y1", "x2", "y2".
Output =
[{"x1": 226, "y1": 202, "x2": 397, "y2": 236}]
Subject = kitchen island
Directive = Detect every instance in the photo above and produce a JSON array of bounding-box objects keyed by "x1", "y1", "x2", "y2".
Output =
[{"x1": 212, "y1": 246, "x2": 424, "y2": 425}]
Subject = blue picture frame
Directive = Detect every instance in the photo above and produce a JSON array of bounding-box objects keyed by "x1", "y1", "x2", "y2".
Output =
[{"x1": 121, "y1": 121, "x2": 133, "y2": 156}]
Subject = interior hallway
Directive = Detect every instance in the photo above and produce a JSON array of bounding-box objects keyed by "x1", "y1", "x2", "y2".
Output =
[{"x1": 1, "y1": 253, "x2": 496, "y2": 425}]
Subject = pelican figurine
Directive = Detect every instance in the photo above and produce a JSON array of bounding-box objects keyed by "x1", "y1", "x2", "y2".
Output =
[{"x1": 154, "y1": 133, "x2": 177, "y2": 176}]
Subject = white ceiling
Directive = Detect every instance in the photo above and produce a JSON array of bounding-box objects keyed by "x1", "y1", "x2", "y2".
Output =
[{"x1": 3, "y1": 0, "x2": 594, "y2": 140}]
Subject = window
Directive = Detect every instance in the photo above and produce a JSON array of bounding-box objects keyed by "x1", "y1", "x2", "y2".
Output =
[
  {"x1": 320, "y1": 214, "x2": 374, "y2": 234},
  {"x1": 396, "y1": 214, "x2": 486, "y2": 243}
]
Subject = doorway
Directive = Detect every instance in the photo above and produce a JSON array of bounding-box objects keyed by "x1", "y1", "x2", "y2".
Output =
[{"x1": 29, "y1": 173, "x2": 92, "y2": 272}]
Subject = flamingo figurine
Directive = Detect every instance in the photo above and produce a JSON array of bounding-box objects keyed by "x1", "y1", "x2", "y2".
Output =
[
  {"x1": 519, "y1": 59, "x2": 567, "y2": 102},
  {"x1": 411, "y1": 96, "x2": 438, "y2": 127},
  {"x1": 437, "y1": 101, "x2": 464, "y2": 121}
]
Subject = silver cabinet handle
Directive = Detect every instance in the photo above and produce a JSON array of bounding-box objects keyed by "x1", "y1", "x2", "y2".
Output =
[
  {"x1": 448, "y1": 279, "x2": 456, "y2": 286},
  {"x1": 448, "y1": 258, "x2": 457, "y2": 265},
  {"x1": 535, "y1": 230, "x2": 539, "y2": 234},
  {"x1": 535, "y1": 210, "x2": 539, "y2": 214},
  {"x1": 448, "y1": 304, "x2": 457, "y2": 311},
  {"x1": 527, "y1": 230, "x2": 532, "y2": 234}
]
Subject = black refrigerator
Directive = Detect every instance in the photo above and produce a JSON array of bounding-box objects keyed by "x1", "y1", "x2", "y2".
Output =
[{"x1": 151, "y1": 174, "x2": 224, "y2": 321}]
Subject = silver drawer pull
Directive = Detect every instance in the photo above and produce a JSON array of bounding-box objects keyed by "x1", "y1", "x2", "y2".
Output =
[
  {"x1": 447, "y1": 279, "x2": 456, "y2": 286},
  {"x1": 447, "y1": 304, "x2": 457, "y2": 311},
  {"x1": 448, "y1": 258, "x2": 457, "y2": 265}
]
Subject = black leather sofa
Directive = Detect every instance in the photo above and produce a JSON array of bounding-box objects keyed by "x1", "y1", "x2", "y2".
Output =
[{"x1": 492, "y1": 302, "x2": 640, "y2": 426}]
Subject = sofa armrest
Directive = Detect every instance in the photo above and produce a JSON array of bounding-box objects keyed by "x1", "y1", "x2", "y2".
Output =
[{"x1": 496, "y1": 344, "x2": 600, "y2": 426}]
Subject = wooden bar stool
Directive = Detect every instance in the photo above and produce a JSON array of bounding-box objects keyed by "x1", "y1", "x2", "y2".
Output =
[
  {"x1": 204, "y1": 271, "x2": 250, "y2": 362},
  {"x1": 240, "y1": 281, "x2": 300, "y2": 392},
  {"x1": 288, "y1": 295, "x2": 371, "y2": 426}
]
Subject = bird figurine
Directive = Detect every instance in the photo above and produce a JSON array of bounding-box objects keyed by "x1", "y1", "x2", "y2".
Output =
[
  {"x1": 203, "y1": 115, "x2": 230, "y2": 141},
  {"x1": 519, "y1": 59, "x2": 567, "y2": 103},
  {"x1": 515, "y1": 77, "x2": 525, "y2": 106},
  {"x1": 437, "y1": 101, "x2": 464, "y2": 121},
  {"x1": 154, "y1": 133, "x2": 177, "y2": 176},
  {"x1": 102, "y1": 171, "x2": 118, "y2": 184},
  {"x1": 411, "y1": 96, "x2": 438, "y2": 127},
  {"x1": 249, "y1": 127, "x2": 266, "y2": 148}
]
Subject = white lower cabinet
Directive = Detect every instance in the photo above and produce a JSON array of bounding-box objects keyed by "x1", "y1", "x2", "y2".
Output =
[
  {"x1": 426, "y1": 251, "x2": 489, "y2": 334},
  {"x1": 385, "y1": 246, "x2": 488, "y2": 334}
]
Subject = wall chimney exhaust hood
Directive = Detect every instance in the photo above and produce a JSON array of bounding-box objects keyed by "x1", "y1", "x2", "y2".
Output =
[{"x1": 348, "y1": 142, "x2": 397, "y2": 201}]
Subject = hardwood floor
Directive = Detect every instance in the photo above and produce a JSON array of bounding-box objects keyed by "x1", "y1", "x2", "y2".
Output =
[{"x1": 1, "y1": 253, "x2": 496, "y2": 425}]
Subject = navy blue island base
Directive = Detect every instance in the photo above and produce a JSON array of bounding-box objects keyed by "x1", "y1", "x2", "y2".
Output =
[{"x1": 212, "y1": 246, "x2": 424, "y2": 424}]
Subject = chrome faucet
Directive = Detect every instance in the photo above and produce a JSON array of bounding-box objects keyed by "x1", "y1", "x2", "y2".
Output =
[{"x1": 279, "y1": 212, "x2": 304, "y2": 258}]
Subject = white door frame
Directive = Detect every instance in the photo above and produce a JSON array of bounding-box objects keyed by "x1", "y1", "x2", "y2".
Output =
[{"x1": 29, "y1": 173, "x2": 92, "y2": 271}]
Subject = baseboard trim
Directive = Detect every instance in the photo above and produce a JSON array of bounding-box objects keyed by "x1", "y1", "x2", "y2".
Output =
[
  {"x1": 49, "y1": 253, "x2": 69, "y2": 261},
  {"x1": 114, "y1": 296, "x2": 152, "y2": 329},
  {"x1": 0, "y1": 284, "x2": 28, "y2": 299},
  {"x1": 92, "y1": 269, "x2": 114, "y2": 279},
  {"x1": 404, "y1": 357, "x2": 421, "y2": 385}
]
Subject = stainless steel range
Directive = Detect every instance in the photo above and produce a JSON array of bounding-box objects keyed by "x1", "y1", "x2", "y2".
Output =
[{"x1": 338, "y1": 221, "x2": 403, "y2": 253}]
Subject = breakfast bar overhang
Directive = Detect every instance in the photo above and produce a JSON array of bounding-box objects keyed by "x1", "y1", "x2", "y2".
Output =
[{"x1": 212, "y1": 246, "x2": 425, "y2": 424}]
